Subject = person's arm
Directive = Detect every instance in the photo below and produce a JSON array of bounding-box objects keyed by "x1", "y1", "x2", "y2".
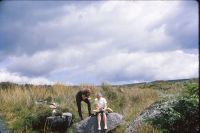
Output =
[
  {"x1": 82, "y1": 94, "x2": 87, "y2": 100},
  {"x1": 96, "y1": 104, "x2": 99, "y2": 109},
  {"x1": 82, "y1": 90, "x2": 90, "y2": 100},
  {"x1": 103, "y1": 98, "x2": 107, "y2": 111},
  {"x1": 104, "y1": 103, "x2": 107, "y2": 109},
  {"x1": 95, "y1": 99, "x2": 100, "y2": 110}
]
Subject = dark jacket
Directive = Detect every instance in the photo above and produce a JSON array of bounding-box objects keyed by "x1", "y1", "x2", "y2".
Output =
[{"x1": 76, "y1": 90, "x2": 91, "y2": 120}]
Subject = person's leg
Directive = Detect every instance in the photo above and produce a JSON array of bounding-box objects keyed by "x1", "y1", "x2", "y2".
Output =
[
  {"x1": 103, "y1": 112, "x2": 107, "y2": 129},
  {"x1": 83, "y1": 99, "x2": 92, "y2": 116},
  {"x1": 97, "y1": 113, "x2": 101, "y2": 130},
  {"x1": 76, "y1": 100, "x2": 83, "y2": 120}
]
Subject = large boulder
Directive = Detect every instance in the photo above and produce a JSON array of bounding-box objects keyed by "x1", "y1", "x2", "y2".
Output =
[
  {"x1": 45, "y1": 112, "x2": 72, "y2": 132},
  {"x1": 124, "y1": 103, "x2": 160, "y2": 133},
  {"x1": 0, "y1": 118, "x2": 9, "y2": 133},
  {"x1": 73, "y1": 113, "x2": 123, "y2": 133}
]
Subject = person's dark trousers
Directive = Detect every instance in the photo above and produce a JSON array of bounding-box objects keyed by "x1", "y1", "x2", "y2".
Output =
[
  {"x1": 76, "y1": 100, "x2": 83, "y2": 120},
  {"x1": 76, "y1": 98, "x2": 91, "y2": 120},
  {"x1": 83, "y1": 98, "x2": 92, "y2": 117}
]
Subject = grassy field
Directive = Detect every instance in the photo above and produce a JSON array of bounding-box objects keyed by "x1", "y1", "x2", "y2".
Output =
[{"x1": 0, "y1": 78, "x2": 198, "y2": 132}]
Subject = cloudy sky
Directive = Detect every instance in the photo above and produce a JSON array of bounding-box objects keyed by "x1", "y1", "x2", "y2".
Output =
[{"x1": 0, "y1": 1, "x2": 198, "y2": 85}]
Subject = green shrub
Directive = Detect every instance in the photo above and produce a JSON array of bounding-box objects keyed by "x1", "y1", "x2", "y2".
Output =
[
  {"x1": 147, "y1": 82, "x2": 199, "y2": 133},
  {"x1": 31, "y1": 106, "x2": 52, "y2": 131},
  {"x1": 11, "y1": 106, "x2": 51, "y2": 132}
]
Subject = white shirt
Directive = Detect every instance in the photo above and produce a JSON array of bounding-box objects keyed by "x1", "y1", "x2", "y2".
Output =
[{"x1": 95, "y1": 97, "x2": 107, "y2": 109}]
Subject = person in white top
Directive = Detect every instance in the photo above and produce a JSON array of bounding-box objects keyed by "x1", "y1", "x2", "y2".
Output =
[{"x1": 95, "y1": 92, "x2": 108, "y2": 130}]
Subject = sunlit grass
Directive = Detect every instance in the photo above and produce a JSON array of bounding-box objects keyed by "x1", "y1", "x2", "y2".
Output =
[
  {"x1": 135, "y1": 122, "x2": 162, "y2": 133},
  {"x1": 0, "y1": 80, "x2": 189, "y2": 132}
]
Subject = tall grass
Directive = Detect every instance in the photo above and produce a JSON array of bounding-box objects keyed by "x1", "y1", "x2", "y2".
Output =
[{"x1": 0, "y1": 79, "x2": 192, "y2": 132}]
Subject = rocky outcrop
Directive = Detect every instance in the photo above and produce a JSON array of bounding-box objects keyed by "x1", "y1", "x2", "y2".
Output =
[
  {"x1": 124, "y1": 103, "x2": 160, "y2": 133},
  {"x1": 45, "y1": 112, "x2": 72, "y2": 132},
  {"x1": 73, "y1": 113, "x2": 123, "y2": 133},
  {"x1": 0, "y1": 118, "x2": 9, "y2": 133}
]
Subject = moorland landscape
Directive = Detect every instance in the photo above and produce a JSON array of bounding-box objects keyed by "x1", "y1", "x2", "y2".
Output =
[
  {"x1": 0, "y1": 1, "x2": 198, "y2": 133},
  {"x1": 0, "y1": 78, "x2": 198, "y2": 133}
]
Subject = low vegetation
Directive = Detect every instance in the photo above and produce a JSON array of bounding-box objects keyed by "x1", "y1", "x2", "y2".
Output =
[
  {"x1": 0, "y1": 78, "x2": 198, "y2": 132},
  {"x1": 146, "y1": 81, "x2": 199, "y2": 133}
]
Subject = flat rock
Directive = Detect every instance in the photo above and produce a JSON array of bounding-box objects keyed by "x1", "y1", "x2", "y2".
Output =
[{"x1": 73, "y1": 113, "x2": 123, "y2": 133}]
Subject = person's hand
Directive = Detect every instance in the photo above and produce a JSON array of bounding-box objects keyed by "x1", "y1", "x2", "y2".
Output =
[
  {"x1": 87, "y1": 97, "x2": 91, "y2": 100},
  {"x1": 96, "y1": 107, "x2": 100, "y2": 111},
  {"x1": 99, "y1": 108, "x2": 104, "y2": 111},
  {"x1": 102, "y1": 108, "x2": 107, "y2": 111}
]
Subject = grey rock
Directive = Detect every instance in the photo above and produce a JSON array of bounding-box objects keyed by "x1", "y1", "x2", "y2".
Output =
[
  {"x1": 0, "y1": 119, "x2": 9, "y2": 133},
  {"x1": 73, "y1": 113, "x2": 123, "y2": 133},
  {"x1": 45, "y1": 112, "x2": 72, "y2": 132},
  {"x1": 124, "y1": 103, "x2": 160, "y2": 133}
]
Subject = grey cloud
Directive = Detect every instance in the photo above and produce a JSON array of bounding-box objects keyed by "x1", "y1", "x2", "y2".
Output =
[
  {"x1": 0, "y1": 1, "x2": 198, "y2": 84},
  {"x1": 1, "y1": 1, "x2": 198, "y2": 58},
  {"x1": 7, "y1": 55, "x2": 58, "y2": 77},
  {"x1": 51, "y1": 50, "x2": 198, "y2": 85},
  {"x1": 6, "y1": 41, "x2": 113, "y2": 77},
  {"x1": 0, "y1": 1, "x2": 76, "y2": 58},
  {"x1": 92, "y1": 51, "x2": 198, "y2": 84},
  {"x1": 148, "y1": 1, "x2": 198, "y2": 50}
]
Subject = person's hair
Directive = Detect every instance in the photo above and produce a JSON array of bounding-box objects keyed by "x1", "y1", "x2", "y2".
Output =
[
  {"x1": 84, "y1": 88, "x2": 91, "y2": 97},
  {"x1": 96, "y1": 92, "x2": 102, "y2": 97}
]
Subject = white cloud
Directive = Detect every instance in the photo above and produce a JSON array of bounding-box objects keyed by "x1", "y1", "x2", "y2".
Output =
[
  {"x1": 16, "y1": 0, "x2": 195, "y2": 53},
  {"x1": 0, "y1": 69, "x2": 55, "y2": 85},
  {"x1": 94, "y1": 50, "x2": 198, "y2": 83},
  {"x1": 0, "y1": 1, "x2": 198, "y2": 84},
  {"x1": 7, "y1": 40, "x2": 112, "y2": 77}
]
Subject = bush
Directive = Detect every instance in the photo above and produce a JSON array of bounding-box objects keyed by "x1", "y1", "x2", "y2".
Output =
[
  {"x1": 10, "y1": 106, "x2": 51, "y2": 132},
  {"x1": 31, "y1": 106, "x2": 52, "y2": 131},
  {"x1": 147, "y1": 82, "x2": 199, "y2": 133}
]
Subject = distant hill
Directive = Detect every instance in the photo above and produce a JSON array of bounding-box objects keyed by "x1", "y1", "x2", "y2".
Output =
[
  {"x1": 0, "y1": 78, "x2": 198, "y2": 89},
  {"x1": 112, "y1": 78, "x2": 199, "y2": 87}
]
